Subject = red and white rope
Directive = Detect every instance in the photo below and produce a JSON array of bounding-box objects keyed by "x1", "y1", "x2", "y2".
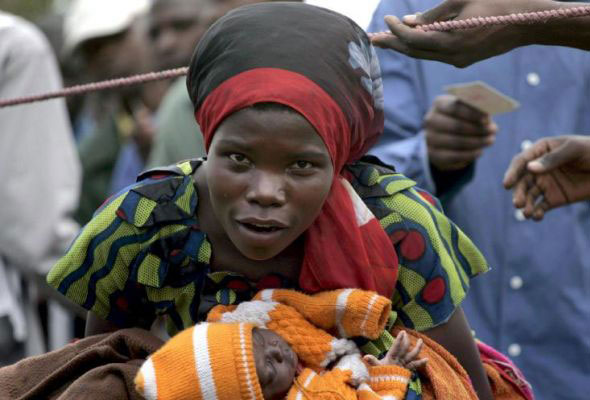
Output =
[
  {"x1": 1, "y1": 5, "x2": 589, "y2": 108},
  {"x1": 0, "y1": 67, "x2": 188, "y2": 108},
  {"x1": 419, "y1": 5, "x2": 590, "y2": 32}
]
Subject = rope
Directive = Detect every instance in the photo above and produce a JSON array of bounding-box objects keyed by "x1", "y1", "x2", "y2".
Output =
[
  {"x1": 0, "y1": 67, "x2": 188, "y2": 108},
  {"x1": 418, "y1": 5, "x2": 590, "y2": 32},
  {"x1": 0, "y1": 5, "x2": 589, "y2": 108}
]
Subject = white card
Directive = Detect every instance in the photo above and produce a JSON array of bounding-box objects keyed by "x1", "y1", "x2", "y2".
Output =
[{"x1": 445, "y1": 81, "x2": 520, "y2": 115}]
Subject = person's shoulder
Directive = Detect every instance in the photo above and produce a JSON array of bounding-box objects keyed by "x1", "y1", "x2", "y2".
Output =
[
  {"x1": 47, "y1": 159, "x2": 206, "y2": 317},
  {"x1": 157, "y1": 77, "x2": 193, "y2": 116},
  {"x1": 348, "y1": 156, "x2": 442, "y2": 218},
  {"x1": 348, "y1": 156, "x2": 414, "y2": 196},
  {"x1": 169, "y1": 77, "x2": 192, "y2": 99},
  {"x1": 110, "y1": 159, "x2": 202, "y2": 229},
  {"x1": 0, "y1": 12, "x2": 52, "y2": 59}
]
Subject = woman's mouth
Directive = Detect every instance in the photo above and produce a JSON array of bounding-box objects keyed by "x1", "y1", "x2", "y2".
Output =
[
  {"x1": 234, "y1": 218, "x2": 289, "y2": 248},
  {"x1": 236, "y1": 218, "x2": 288, "y2": 234},
  {"x1": 240, "y1": 222, "x2": 283, "y2": 233}
]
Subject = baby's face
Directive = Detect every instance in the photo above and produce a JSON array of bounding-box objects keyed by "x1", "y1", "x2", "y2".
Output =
[{"x1": 252, "y1": 328, "x2": 298, "y2": 400}]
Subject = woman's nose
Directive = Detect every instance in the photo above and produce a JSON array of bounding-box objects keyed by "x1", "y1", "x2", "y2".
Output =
[{"x1": 246, "y1": 172, "x2": 286, "y2": 207}]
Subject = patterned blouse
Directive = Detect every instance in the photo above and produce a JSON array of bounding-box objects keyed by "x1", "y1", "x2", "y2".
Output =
[{"x1": 47, "y1": 158, "x2": 488, "y2": 336}]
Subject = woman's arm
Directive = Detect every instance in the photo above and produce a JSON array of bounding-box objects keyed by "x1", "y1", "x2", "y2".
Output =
[
  {"x1": 423, "y1": 306, "x2": 492, "y2": 400},
  {"x1": 356, "y1": 164, "x2": 490, "y2": 397},
  {"x1": 85, "y1": 311, "x2": 121, "y2": 337}
]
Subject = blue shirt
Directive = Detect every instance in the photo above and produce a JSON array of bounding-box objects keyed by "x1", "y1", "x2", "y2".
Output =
[
  {"x1": 368, "y1": 1, "x2": 590, "y2": 398},
  {"x1": 110, "y1": 141, "x2": 145, "y2": 195}
]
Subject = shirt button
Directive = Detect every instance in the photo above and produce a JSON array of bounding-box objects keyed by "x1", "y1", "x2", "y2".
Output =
[
  {"x1": 508, "y1": 343, "x2": 522, "y2": 357},
  {"x1": 526, "y1": 72, "x2": 540, "y2": 86},
  {"x1": 520, "y1": 139, "x2": 533, "y2": 151},
  {"x1": 514, "y1": 209, "x2": 526, "y2": 221},
  {"x1": 510, "y1": 276, "x2": 523, "y2": 290}
]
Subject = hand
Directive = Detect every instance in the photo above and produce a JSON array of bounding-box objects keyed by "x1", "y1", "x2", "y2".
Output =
[
  {"x1": 369, "y1": 0, "x2": 549, "y2": 67},
  {"x1": 425, "y1": 95, "x2": 497, "y2": 172},
  {"x1": 503, "y1": 135, "x2": 590, "y2": 220},
  {"x1": 364, "y1": 331, "x2": 428, "y2": 371}
]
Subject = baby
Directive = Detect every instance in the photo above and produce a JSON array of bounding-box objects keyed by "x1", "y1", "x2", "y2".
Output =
[
  {"x1": 251, "y1": 327, "x2": 424, "y2": 400},
  {"x1": 135, "y1": 289, "x2": 427, "y2": 400}
]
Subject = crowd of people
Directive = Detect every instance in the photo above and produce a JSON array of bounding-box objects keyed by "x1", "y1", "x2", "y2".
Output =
[{"x1": 1, "y1": 0, "x2": 589, "y2": 399}]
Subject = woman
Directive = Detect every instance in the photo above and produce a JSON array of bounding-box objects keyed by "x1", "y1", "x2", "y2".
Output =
[{"x1": 48, "y1": 3, "x2": 492, "y2": 398}]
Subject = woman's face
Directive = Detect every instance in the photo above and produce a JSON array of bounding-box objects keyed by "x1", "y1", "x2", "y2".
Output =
[{"x1": 205, "y1": 106, "x2": 334, "y2": 261}]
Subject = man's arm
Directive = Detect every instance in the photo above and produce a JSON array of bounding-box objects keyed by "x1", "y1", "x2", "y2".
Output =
[
  {"x1": 368, "y1": 1, "x2": 495, "y2": 198},
  {"x1": 529, "y1": 1, "x2": 590, "y2": 49},
  {"x1": 370, "y1": 0, "x2": 590, "y2": 68},
  {"x1": 421, "y1": 95, "x2": 496, "y2": 199},
  {"x1": 368, "y1": 0, "x2": 438, "y2": 192}
]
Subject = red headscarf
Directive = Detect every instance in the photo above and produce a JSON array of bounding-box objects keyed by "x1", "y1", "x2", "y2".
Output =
[{"x1": 187, "y1": 3, "x2": 398, "y2": 298}]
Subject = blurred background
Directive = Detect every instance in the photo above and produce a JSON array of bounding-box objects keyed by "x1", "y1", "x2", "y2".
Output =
[{"x1": 0, "y1": 0, "x2": 73, "y2": 23}]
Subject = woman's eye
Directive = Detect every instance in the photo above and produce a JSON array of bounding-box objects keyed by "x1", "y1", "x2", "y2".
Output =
[
  {"x1": 229, "y1": 153, "x2": 250, "y2": 165},
  {"x1": 291, "y1": 160, "x2": 313, "y2": 170}
]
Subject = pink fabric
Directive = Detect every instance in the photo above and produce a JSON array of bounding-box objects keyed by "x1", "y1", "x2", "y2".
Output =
[{"x1": 477, "y1": 341, "x2": 534, "y2": 400}]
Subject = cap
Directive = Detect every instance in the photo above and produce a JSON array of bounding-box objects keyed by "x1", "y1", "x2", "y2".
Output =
[{"x1": 63, "y1": 0, "x2": 150, "y2": 55}]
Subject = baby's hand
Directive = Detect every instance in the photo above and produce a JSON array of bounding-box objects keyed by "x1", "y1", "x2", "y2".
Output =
[{"x1": 363, "y1": 331, "x2": 428, "y2": 371}]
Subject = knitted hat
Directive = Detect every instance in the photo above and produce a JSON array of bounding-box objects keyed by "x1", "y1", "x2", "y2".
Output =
[
  {"x1": 210, "y1": 300, "x2": 354, "y2": 370},
  {"x1": 135, "y1": 322, "x2": 264, "y2": 400},
  {"x1": 208, "y1": 289, "x2": 392, "y2": 371}
]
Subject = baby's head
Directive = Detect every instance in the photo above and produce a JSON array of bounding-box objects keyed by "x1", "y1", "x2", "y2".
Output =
[
  {"x1": 135, "y1": 322, "x2": 297, "y2": 400},
  {"x1": 252, "y1": 327, "x2": 298, "y2": 400}
]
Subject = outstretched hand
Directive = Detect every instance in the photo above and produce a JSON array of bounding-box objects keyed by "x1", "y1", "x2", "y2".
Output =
[
  {"x1": 369, "y1": 0, "x2": 547, "y2": 67},
  {"x1": 425, "y1": 94, "x2": 496, "y2": 172},
  {"x1": 364, "y1": 330, "x2": 428, "y2": 371},
  {"x1": 503, "y1": 135, "x2": 590, "y2": 221}
]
